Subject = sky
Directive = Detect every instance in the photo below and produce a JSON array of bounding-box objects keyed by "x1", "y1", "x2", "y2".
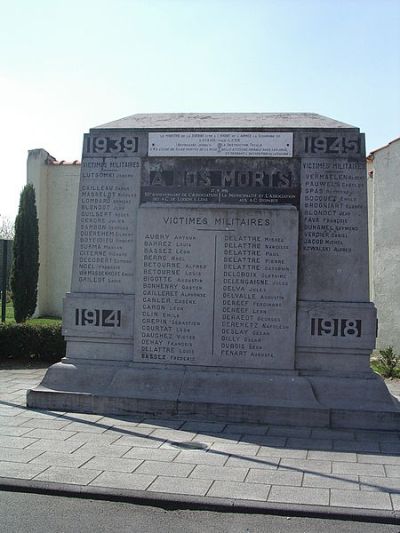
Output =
[{"x1": 0, "y1": 0, "x2": 399, "y2": 220}]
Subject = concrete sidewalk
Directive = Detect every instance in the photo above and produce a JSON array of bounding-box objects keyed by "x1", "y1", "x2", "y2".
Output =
[{"x1": 0, "y1": 367, "x2": 400, "y2": 522}]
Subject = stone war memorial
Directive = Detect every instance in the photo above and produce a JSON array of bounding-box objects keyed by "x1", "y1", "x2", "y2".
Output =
[{"x1": 28, "y1": 113, "x2": 400, "y2": 430}]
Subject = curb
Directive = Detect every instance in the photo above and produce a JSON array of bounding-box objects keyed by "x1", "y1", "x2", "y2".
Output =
[{"x1": 0, "y1": 478, "x2": 399, "y2": 525}]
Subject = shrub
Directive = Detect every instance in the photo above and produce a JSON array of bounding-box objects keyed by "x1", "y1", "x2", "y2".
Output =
[
  {"x1": 0, "y1": 323, "x2": 65, "y2": 363},
  {"x1": 10, "y1": 184, "x2": 39, "y2": 322},
  {"x1": 376, "y1": 346, "x2": 400, "y2": 378}
]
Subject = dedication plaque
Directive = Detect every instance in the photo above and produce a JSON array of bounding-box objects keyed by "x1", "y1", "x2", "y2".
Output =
[
  {"x1": 148, "y1": 132, "x2": 293, "y2": 157},
  {"x1": 134, "y1": 207, "x2": 298, "y2": 369}
]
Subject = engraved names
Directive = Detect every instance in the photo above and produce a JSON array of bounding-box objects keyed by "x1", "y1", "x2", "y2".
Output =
[
  {"x1": 134, "y1": 208, "x2": 298, "y2": 369},
  {"x1": 72, "y1": 156, "x2": 140, "y2": 293},
  {"x1": 299, "y1": 158, "x2": 369, "y2": 301}
]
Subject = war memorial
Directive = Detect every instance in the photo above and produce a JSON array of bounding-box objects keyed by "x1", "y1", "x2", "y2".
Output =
[{"x1": 28, "y1": 113, "x2": 400, "y2": 430}]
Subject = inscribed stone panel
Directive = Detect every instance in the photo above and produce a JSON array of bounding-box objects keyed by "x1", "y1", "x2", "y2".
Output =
[{"x1": 134, "y1": 207, "x2": 298, "y2": 369}]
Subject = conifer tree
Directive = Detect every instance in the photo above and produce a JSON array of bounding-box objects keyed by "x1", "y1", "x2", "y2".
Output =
[{"x1": 10, "y1": 184, "x2": 39, "y2": 322}]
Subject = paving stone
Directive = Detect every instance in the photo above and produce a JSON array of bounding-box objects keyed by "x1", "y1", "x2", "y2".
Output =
[
  {"x1": 123, "y1": 447, "x2": 179, "y2": 463},
  {"x1": 333, "y1": 440, "x2": 380, "y2": 453},
  {"x1": 97, "y1": 415, "x2": 143, "y2": 426},
  {"x1": 330, "y1": 489, "x2": 393, "y2": 510},
  {"x1": 357, "y1": 453, "x2": 400, "y2": 466},
  {"x1": 268, "y1": 485, "x2": 329, "y2": 505},
  {"x1": 307, "y1": 450, "x2": 357, "y2": 462},
  {"x1": 20, "y1": 419, "x2": 72, "y2": 430},
  {"x1": 150, "y1": 429, "x2": 197, "y2": 442},
  {"x1": 17, "y1": 410, "x2": 64, "y2": 419},
  {"x1": 173, "y1": 450, "x2": 228, "y2": 466},
  {"x1": 359, "y1": 476, "x2": 400, "y2": 493},
  {"x1": 114, "y1": 436, "x2": 164, "y2": 448},
  {"x1": 247, "y1": 469, "x2": 302, "y2": 486},
  {"x1": 0, "y1": 407, "x2": 27, "y2": 417},
  {"x1": 286, "y1": 438, "x2": 333, "y2": 451},
  {"x1": 0, "y1": 426, "x2": 35, "y2": 437},
  {"x1": 34, "y1": 466, "x2": 101, "y2": 485},
  {"x1": 384, "y1": 465, "x2": 400, "y2": 478},
  {"x1": 268, "y1": 426, "x2": 312, "y2": 438},
  {"x1": 104, "y1": 426, "x2": 154, "y2": 437},
  {"x1": 225, "y1": 456, "x2": 279, "y2": 470},
  {"x1": 81, "y1": 456, "x2": 143, "y2": 473},
  {"x1": 180, "y1": 421, "x2": 226, "y2": 433},
  {"x1": 59, "y1": 422, "x2": 109, "y2": 433},
  {"x1": 63, "y1": 413, "x2": 103, "y2": 422},
  {"x1": 207, "y1": 480, "x2": 270, "y2": 501},
  {"x1": 257, "y1": 447, "x2": 307, "y2": 459},
  {"x1": 190, "y1": 464, "x2": 248, "y2": 482},
  {"x1": 391, "y1": 494, "x2": 400, "y2": 511},
  {"x1": 0, "y1": 435, "x2": 37, "y2": 449},
  {"x1": 25, "y1": 439, "x2": 84, "y2": 454},
  {"x1": 240, "y1": 436, "x2": 286, "y2": 447},
  {"x1": 30, "y1": 451, "x2": 94, "y2": 468},
  {"x1": 0, "y1": 447, "x2": 44, "y2": 463},
  {"x1": 135, "y1": 460, "x2": 194, "y2": 478},
  {"x1": 0, "y1": 461, "x2": 48, "y2": 480},
  {"x1": 279, "y1": 459, "x2": 332, "y2": 474},
  {"x1": 210, "y1": 443, "x2": 260, "y2": 456},
  {"x1": 90, "y1": 471, "x2": 155, "y2": 490},
  {"x1": 332, "y1": 462, "x2": 385, "y2": 476},
  {"x1": 64, "y1": 432, "x2": 122, "y2": 446},
  {"x1": 224, "y1": 424, "x2": 269, "y2": 436},
  {"x1": 148, "y1": 476, "x2": 211, "y2": 496},
  {"x1": 303, "y1": 473, "x2": 359, "y2": 490},
  {"x1": 22, "y1": 428, "x2": 77, "y2": 441},
  {"x1": 139, "y1": 419, "x2": 185, "y2": 429},
  {"x1": 192, "y1": 433, "x2": 241, "y2": 445},
  {"x1": 76, "y1": 443, "x2": 132, "y2": 457}
]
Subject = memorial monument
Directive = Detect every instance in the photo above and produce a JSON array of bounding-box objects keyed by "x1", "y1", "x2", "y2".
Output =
[{"x1": 28, "y1": 113, "x2": 400, "y2": 430}]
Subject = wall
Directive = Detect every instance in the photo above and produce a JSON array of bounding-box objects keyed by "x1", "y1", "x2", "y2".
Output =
[
  {"x1": 368, "y1": 138, "x2": 400, "y2": 352},
  {"x1": 27, "y1": 149, "x2": 80, "y2": 316}
]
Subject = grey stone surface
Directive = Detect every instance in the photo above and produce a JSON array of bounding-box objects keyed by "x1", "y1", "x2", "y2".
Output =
[
  {"x1": 147, "y1": 476, "x2": 212, "y2": 496},
  {"x1": 330, "y1": 489, "x2": 393, "y2": 510},
  {"x1": 89, "y1": 471, "x2": 155, "y2": 490},
  {"x1": 207, "y1": 480, "x2": 271, "y2": 501},
  {"x1": 34, "y1": 466, "x2": 102, "y2": 485},
  {"x1": 268, "y1": 485, "x2": 329, "y2": 505},
  {"x1": 134, "y1": 206, "x2": 298, "y2": 369},
  {"x1": 27, "y1": 113, "x2": 400, "y2": 431},
  {"x1": 190, "y1": 464, "x2": 248, "y2": 481},
  {"x1": 95, "y1": 113, "x2": 356, "y2": 131},
  {"x1": 246, "y1": 469, "x2": 303, "y2": 486},
  {"x1": 5, "y1": 369, "x2": 400, "y2": 516}
]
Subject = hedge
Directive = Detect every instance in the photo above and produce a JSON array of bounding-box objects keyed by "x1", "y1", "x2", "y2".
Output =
[{"x1": 0, "y1": 323, "x2": 65, "y2": 363}]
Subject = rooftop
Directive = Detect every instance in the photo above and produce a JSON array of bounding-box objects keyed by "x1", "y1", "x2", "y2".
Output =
[{"x1": 94, "y1": 112, "x2": 356, "y2": 131}]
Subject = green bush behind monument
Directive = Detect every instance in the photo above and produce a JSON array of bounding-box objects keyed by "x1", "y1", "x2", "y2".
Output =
[{"x1": 0, "y1": 323, "x2": 65, "y2": 363}]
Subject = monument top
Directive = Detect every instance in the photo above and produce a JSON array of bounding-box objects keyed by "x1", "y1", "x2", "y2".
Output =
[{"x1": 94, "y1": 112, "x2": 357, "y2": 131}]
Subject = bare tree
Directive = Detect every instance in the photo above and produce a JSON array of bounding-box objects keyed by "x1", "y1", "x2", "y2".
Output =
[{"x1": 0, "y1": 215, "x2": 15, "y2": 240}]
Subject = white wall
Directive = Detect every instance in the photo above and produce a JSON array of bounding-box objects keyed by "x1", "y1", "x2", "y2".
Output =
[
  {"x1": 27, "y1": 149, "x2": 80, "y2": 316},
  {"x1": 368, "y1": 138, "x2": 400, "y2": 353}
]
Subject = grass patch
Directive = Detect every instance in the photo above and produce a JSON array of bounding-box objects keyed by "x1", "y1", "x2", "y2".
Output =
[
  {"x1": 3, "y1": 302, "x2": 61, "y2": 326},
  {"x1": 371, "y1": 359, "x2": 400, "y2": 379}
]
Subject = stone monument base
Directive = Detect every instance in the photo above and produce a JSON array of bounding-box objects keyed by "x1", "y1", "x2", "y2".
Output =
[{"x1": 27, "y1": 361, "x2": 400, "y2": 431}]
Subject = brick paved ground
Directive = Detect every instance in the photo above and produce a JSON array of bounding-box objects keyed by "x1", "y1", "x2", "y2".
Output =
[{"x1": 0, "y1": 367, "x2": 399, "y2": 515}]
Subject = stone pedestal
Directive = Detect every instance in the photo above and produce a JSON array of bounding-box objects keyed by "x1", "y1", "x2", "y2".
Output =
[{"x1": 28, "y1": 113, "x2": 400, "y2": 430}]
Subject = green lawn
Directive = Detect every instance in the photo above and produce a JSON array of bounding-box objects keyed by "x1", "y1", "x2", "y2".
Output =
[{"x1": 2, "y1": 302, "x2": 61, "y2": 326}]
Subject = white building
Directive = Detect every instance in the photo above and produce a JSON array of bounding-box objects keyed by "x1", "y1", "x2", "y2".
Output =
[
  {"x1": 27, "y1": 149, "x2": 79, "y2": 317},
  {"x1": 367, "y1": 137, "x2": 400, "y2": 353}
]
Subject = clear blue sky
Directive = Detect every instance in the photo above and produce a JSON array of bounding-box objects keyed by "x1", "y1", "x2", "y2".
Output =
[{"x1": 1, "y1": 0, "x2": 399, "y2": 219}]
